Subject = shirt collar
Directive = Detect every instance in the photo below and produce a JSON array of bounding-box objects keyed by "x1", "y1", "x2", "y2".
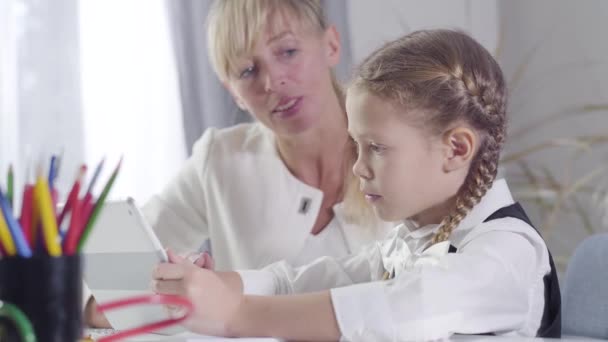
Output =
[
  {"x1": 402, "y1": 220, "x2": 439, "y2": 239},
  {"x1": 399, "y1": 178, "x2": 513, "y2": 239},
  {"x1": 456, "y1": 178, "x2": 514, "y2": 231}
]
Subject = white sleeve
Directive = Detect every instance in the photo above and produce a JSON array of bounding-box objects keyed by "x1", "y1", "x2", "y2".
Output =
[
  {"x1": 330, "y1": 231, "x2": 540, "y2": 341},
  {"x1": 238, "y1": 242, "x2": 384, "y2": 296},
  {"x1": 142, "y1": 129, "x2": 216, "y2": 254}
]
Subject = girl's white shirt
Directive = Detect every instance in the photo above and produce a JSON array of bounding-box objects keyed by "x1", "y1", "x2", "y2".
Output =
[{"x1": 239, "y1": 178, "x2": 552, "y2": 341}]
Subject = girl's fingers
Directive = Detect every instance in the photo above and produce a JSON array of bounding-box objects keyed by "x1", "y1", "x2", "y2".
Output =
[
  {"x1": 153, "y1": 263, "x2": 185, "y2": 280},
  {"x1": 204, "y1": 253, "x2": 215, "y2": 269},
  {"x1": 167, "y1": 249, "x2": 186, "y2": 263},
  {"x1": 151, "y1": 279, "x2": 183, "y2": 295}
]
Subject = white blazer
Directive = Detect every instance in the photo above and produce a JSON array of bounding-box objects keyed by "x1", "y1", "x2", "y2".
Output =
[
  {"x1": 142, "y1": 122, "x2": 390, "y2": 270},
  {"x1": 239, "y1": 179, "x2": 553, "y2": 341}
]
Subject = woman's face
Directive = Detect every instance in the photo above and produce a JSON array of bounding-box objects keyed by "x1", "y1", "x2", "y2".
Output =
[{"x1": 225, "y1": 11, "x2": 341, "y2": 138}]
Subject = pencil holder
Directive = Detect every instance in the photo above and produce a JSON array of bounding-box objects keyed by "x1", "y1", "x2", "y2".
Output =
[{"x1": 0, "y1": 255, "x2": 82, "y2": 342}]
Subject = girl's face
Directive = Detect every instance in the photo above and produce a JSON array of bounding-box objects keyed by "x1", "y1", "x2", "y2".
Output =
[
  {"x1": 225, "y1": 10, "x2": 340, "y2": 138},
  {"x1": 346, "y1": 88, "x2": 472, "y2": 225}
]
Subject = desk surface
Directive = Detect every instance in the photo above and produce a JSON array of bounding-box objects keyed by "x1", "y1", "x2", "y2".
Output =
[
  {"x1": 451, "y1": 335, "x2": 603, "y2": 342},
  {"x1": 120, "y1": 334, "x2": 603, "y2": 342},
  {"x1": 87, "y1": 330, "x2": 280, "y2": 341},
  {"x1": 86, "y1": 329, "x2": 602, "y2": 342}
]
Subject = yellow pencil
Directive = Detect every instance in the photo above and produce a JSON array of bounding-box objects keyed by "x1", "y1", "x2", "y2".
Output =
[
  {"x1": 34, "y1": 175, "x2": 61, "y2": 256},
  {"x1": 0, "y1": 209, "x2": 17, "y2": 256}
]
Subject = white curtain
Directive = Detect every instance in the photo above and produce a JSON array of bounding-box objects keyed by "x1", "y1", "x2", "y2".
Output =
[
  {"x1": 79, "y1": 0, "x2": 186, "y2": 204},
  {"x1": 0, "y1": 0, "x2": 186, "y2": 207},
  {"x1": 0, "y1": 0, "x2": 19, "y2": 181},
  {"x1": 0, "y1": 0, "x2": 84, "y2": 207}
]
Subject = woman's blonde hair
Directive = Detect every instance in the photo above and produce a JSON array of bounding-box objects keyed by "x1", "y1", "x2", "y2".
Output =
[
  {"x1": 207, "y1": 0, "x2": 324, "y2": 81},
  {"x1": 348, "y1": 29, "x2": 508, "y2": 244},
  {"x1": 207, "y1": 0, "x2": 346, "y2": 108}
]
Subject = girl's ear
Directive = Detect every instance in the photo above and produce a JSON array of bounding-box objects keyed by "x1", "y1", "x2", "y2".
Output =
[
  {"x1": 441, "y1": 126, "x2": 478, "y2": 173},
  {"x1": 222, "y1": 81, "x2": 247, "y2": 111}
]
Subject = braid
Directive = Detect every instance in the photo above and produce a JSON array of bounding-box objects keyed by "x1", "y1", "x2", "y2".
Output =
[
  {"x1": 431, "y1": 63, "x2": 506, "y2": 245},
  {"x1": 431, "y1": 147, "x2": 497, "y2": 244}
]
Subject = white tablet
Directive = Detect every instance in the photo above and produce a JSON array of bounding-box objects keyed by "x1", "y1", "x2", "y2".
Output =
[{"x1": 82, "y1": 197, "x2": 181, "y2": 334}]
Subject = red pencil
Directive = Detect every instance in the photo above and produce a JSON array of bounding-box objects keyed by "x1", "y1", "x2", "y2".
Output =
[
  {"x1": 63, "y1": 196, "x2": 82, "y2": 255},
  {"x1": 57, "y1": 165, "x2": 87, "y2": 227},
  {"x1": 63, "y1": 192, "x2": 94, "y2": 254}
]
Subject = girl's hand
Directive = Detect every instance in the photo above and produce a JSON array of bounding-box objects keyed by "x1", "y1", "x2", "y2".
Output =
[
  {"x1": 152, "y1": 250, "x2": 242, "y2": 336},
  {"x1": 193, "y1": 252, "x2": 215, "y2": 270}
]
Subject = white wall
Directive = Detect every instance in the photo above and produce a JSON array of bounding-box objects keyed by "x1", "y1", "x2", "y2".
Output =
[
  {"x1": 348, "y1": 0, "x2": 498, "y2": 65},
  {"x1": 498, "y1": 0, "x2": 608, "y2": 267}
]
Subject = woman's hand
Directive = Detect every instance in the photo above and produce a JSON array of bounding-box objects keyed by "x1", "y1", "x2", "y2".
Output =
[
  {"x1": 152, "y1": 250, "x2": 243, "y2": 337},
  {"x1": 84, "y1": 297, "x2": 112, "y2": 328}
]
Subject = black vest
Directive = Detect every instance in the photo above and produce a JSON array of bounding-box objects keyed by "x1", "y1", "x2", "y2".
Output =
[{"x1": 448, "y1": 202, "x2": 562, "y2": 338}]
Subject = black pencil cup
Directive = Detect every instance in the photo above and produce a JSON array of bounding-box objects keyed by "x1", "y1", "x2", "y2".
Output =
[{"x1": 0, "y1": 255, "x2": 83, "y2": 342}]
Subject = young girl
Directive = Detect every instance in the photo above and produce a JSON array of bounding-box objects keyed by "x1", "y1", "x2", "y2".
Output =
[{"x1": 151, "y1": 29, "x2": 561, "y2": 341}]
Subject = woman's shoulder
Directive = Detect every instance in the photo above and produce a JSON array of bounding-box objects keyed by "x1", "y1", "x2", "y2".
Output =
[{"x1": 191, "y1": 122, "x2": 275, "y2": 160}]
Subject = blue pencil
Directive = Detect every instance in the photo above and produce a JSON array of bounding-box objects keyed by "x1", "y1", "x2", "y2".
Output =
[
  {"x1": 48, "y1": 155, "x2": 57, "y2": 189},
  {"x1": 86, "y1": 158, "x2": 105, "y2": 195},
  {"x1": 0, "y1": 188, "x2": 32, "y2": 257}
]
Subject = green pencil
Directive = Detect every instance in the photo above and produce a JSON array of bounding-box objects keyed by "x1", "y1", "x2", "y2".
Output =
[
  {"x1": 7, "y1": 165, "x2": 14, "y2": 209},
  {"x1": 77, "y1": 157, "x2": 122, "y2": 252}
]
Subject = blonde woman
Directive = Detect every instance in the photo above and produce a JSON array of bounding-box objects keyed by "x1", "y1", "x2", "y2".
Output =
[{"x1": 86, "y1": 0, "x2": 388, "y2": 327}]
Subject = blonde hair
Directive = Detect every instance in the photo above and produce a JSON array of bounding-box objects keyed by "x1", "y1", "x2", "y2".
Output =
[
  {"x1": 207, "y1": 0, "x2": 323, "y2": 80},
  {"x1": 349, "y1": 29, "x2": 508, "y2": 245},
  {"x1": 207, "y1": 0, "x2": 344, "y2": 103}
]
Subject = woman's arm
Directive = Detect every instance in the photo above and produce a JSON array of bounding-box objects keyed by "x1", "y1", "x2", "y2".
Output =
[{"x1": 84, "y1": 296, "x2": 112, "y2": 328}]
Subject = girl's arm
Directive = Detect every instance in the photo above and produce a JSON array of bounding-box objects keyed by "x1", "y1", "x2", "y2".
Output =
[
  {"x1": 154, "y1": 228, "x2": 542, "y2": 340},
  {"x1": 152, "y1": 253, "x2": 341, "y2": 340},
  {"x1": 234, "y1": 292, "x2": 341, "y2": 341}
]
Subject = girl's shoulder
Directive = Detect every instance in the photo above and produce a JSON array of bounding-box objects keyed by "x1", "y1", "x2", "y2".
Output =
[{"x1": 454, "y1": 215, "x2": 549, "y2": 258}]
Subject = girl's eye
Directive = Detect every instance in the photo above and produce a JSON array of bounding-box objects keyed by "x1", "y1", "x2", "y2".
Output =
[
  {"x1": 369, "y1": 143, "x2": 386, "y2": 153},
  {"x1": 351, "y1": 140, "x2": 360, "y2": 154}
]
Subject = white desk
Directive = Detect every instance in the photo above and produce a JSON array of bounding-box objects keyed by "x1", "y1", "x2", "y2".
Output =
[
  {"x1": 88, "y1": 330, "x2": 280, "y2": 341},
  {"x1": 121, "y1": 334, "x2": 603, "y2": 342},
  {"x1": 451, "y1": 335, "x2": 603, "y2": 342},
  {"x1": 85, "y1": 329, "x2": 602, "y2": 342}
]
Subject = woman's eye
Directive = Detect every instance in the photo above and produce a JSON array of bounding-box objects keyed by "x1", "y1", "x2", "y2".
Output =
[
  {"x1": 239, "y1": 65, "x2": 256, "y2": 79},
  {"x1": 283, "y1": 48, "x2": 297, "y2": 57}
]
